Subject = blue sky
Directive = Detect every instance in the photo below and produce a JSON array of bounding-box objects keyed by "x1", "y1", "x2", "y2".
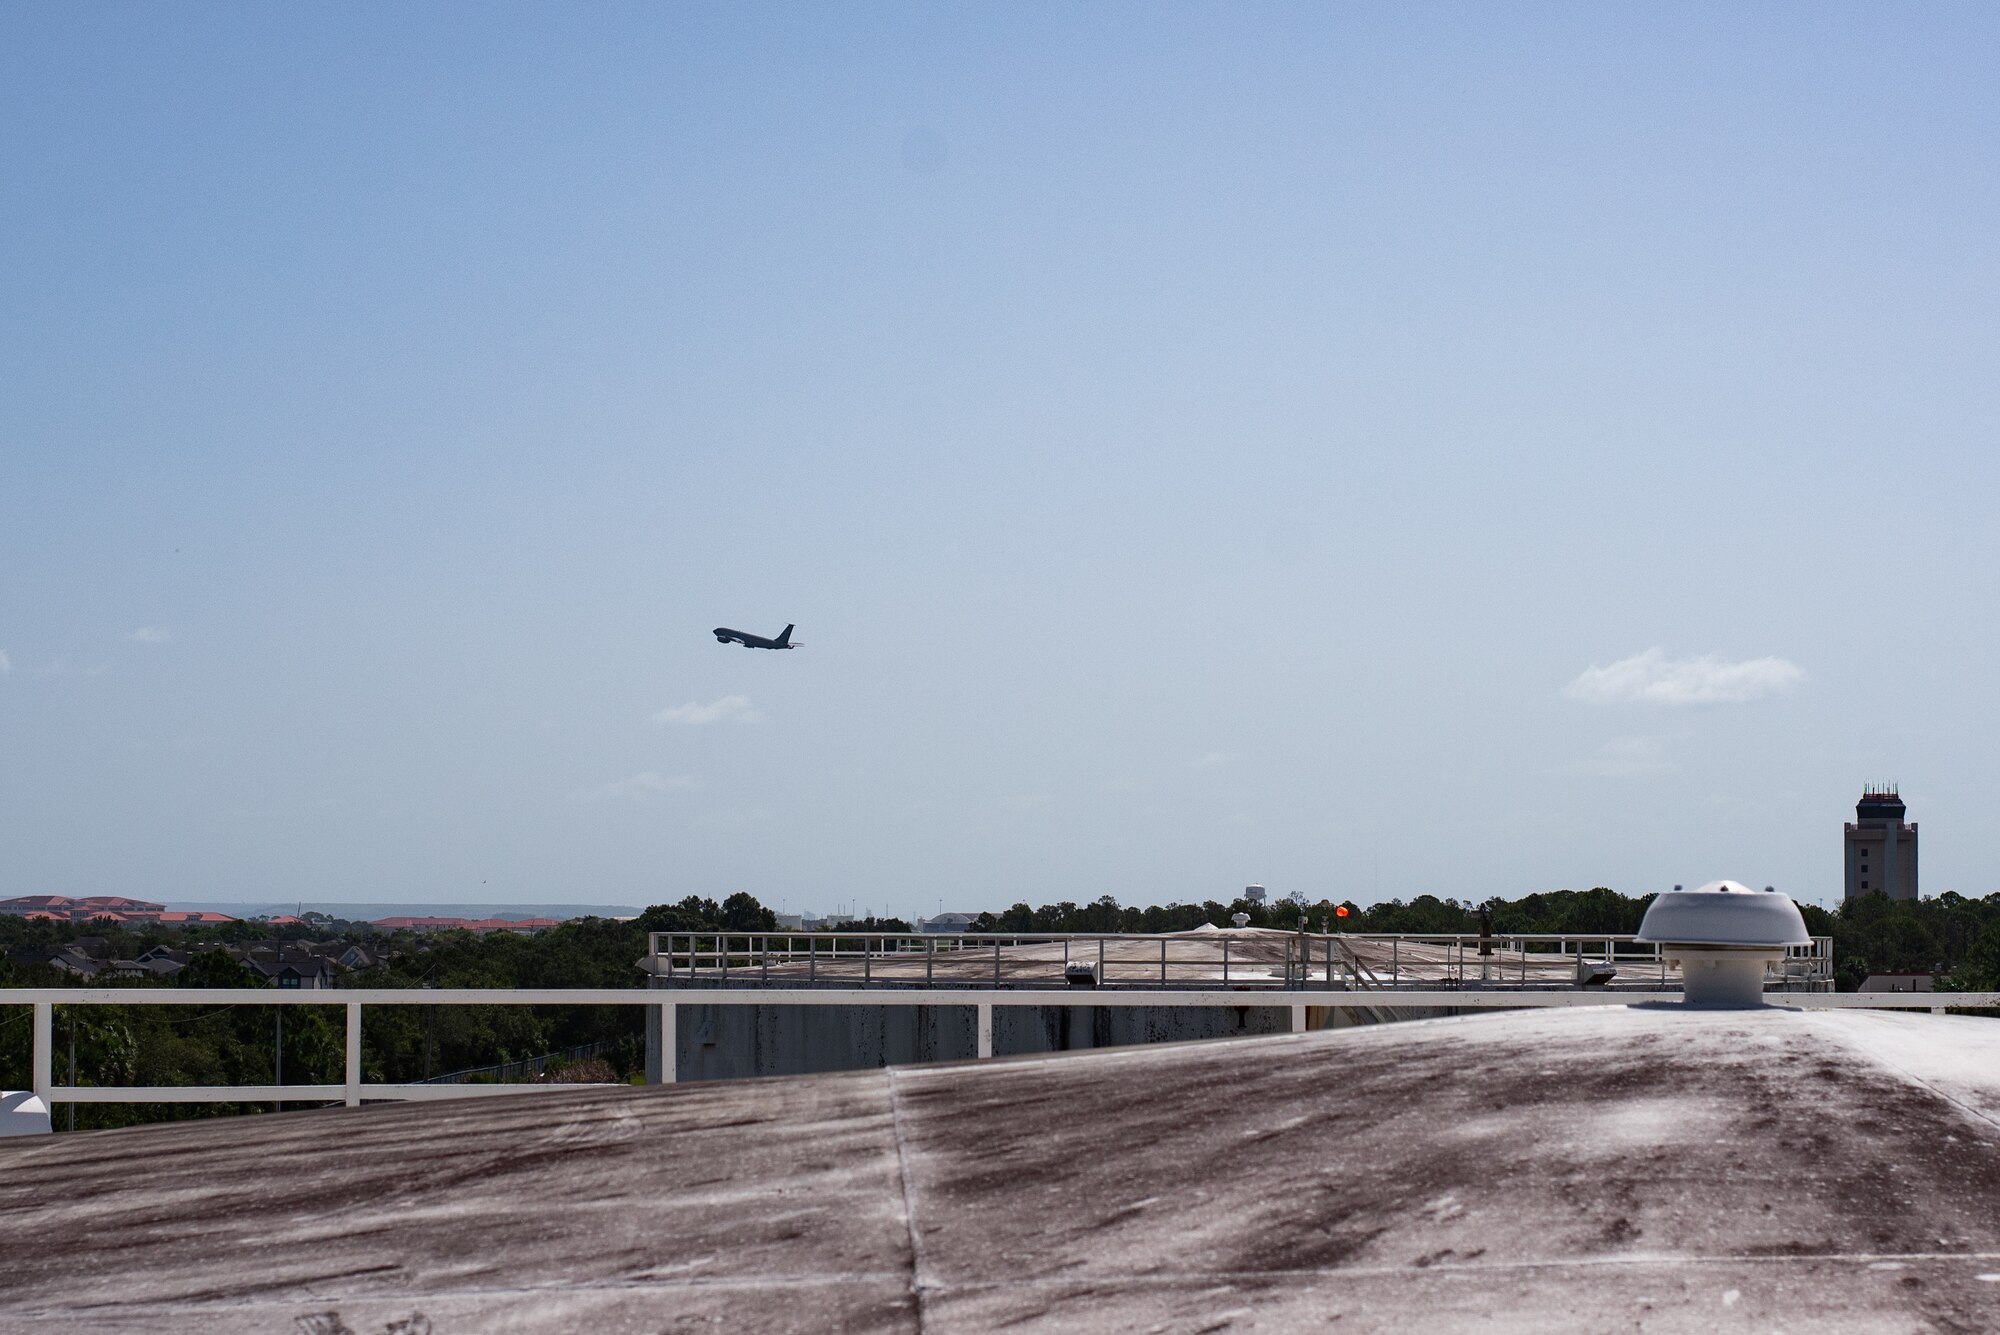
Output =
[{"x1": 4, "y1": 4, "x2": 1998, "y2": 918}]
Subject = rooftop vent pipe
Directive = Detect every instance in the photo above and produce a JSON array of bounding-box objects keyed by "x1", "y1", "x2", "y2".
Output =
[{"x1": 1635, "y1": 880, "x2": 1810, "y2": 1007}]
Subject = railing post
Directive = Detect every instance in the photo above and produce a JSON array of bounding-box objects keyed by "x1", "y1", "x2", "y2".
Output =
[
  {"x1": 977, "y1": 1002, "x2": 993, "y2": 1059},
  {"x1": 345, "y1": 1002, "x2": 362, "y2": 1107},
  {"x1": 1292, "y1": 1004, "x2": 1307, "y2": 1034},
  {"x1": 644, "y1": 996, "x2": 664, "y2": 1085},
  {"x1": 664, "y1": 1001, "x2": 679, "y2": 1083},
  {"x1": 32, "y1": 1001, "x2": 52, "y2": 1104}
]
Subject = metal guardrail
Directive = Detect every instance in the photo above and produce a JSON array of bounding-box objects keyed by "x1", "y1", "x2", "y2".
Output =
[
  {"x1": 8, "y1": 981, "x2": 1980, "y2": 1108},
  {"x1": 645, "y1": 930, "x2": 1838, "y2": 992},
  {"x1": 3, "y1": 988, "x2": 654, "y2": 1110}
]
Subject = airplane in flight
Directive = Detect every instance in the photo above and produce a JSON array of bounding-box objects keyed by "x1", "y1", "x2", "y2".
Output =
[{"x1": 713, "y1": 623, "x2": 798, "y2": 650}]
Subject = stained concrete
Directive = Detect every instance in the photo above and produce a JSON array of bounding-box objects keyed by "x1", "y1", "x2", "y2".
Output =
[{"x1": 4, "y1": 1006, "x2": 2000, "y2": 1333}]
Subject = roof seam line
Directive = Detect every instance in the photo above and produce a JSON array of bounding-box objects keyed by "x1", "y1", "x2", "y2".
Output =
[
  {"x1": 1803, "y1": 1013, "x2": 2000, "y2": 1138},
  {"x1": 885, "y1": 1067, "x2": 933, "y2": 1332}
]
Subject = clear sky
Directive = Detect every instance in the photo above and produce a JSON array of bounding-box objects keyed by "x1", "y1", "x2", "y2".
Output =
[{"x1": 4, "y1": 3, "x2": 1997, "y2": 920}]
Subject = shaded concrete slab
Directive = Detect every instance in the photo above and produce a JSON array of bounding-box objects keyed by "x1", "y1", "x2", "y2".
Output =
[
  {"x1": 4, "y1": 1007, "x2": 1999, "y2": 1332},
  {"x1": 0, "y1": 1069, "x2": 922, "y2": 1334}
]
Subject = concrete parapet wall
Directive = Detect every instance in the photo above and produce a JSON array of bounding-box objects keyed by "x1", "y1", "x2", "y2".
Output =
[{"x1": 670, "y1": 1002, "x2": 1319, "y2": 1082}]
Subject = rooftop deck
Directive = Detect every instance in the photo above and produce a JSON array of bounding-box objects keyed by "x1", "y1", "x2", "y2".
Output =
[{"x1": 644, "y1": 926, "x2": 1836, "y2": 991}]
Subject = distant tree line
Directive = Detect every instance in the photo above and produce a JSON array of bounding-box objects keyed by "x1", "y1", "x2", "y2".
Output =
[
  {"x1": 3, "y1": 886, "x2": 1996, "y2": 1131},
  {"x1": 967, "y1": 887, "x2": 1654, "y2": 938}
]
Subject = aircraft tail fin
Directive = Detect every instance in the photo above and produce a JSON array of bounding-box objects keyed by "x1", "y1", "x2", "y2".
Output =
[{"x1": 775, "y1": 624, "x2": 794, "y2": 647}]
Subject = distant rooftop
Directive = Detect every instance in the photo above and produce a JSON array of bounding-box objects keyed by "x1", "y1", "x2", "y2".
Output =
[{"x1": 0, "y1": 896, "x2": 222, "y2": 925}]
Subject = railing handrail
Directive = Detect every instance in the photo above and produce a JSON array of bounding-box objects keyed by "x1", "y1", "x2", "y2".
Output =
[{"x1": 1, "y1": 987, "x2": 663, "y2": 1005}]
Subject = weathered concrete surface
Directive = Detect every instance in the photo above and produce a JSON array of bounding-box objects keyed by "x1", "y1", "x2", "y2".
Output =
[{"x1": 5, "y1": 1006, "x2": 2000, "y2": 1333}]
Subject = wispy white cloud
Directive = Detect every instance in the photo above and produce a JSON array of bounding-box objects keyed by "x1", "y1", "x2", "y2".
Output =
[
  {"x1": 1191, "y1": 752, "x2": 1235, "y2": 769},
  {"x1": 652, "y1": 694, "x2": 759, "y2": 725},
  {"x1": 130, "y1": 627, "x2": 171, "y2": 643},
  {"x1": 570, "y1": 771, "x2": 700, "y2": 803},
  {"x1": 1564, "y1": 648, "x2": 1805, "y2": 706}
]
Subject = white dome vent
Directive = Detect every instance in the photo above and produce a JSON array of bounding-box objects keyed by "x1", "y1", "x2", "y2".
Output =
[
  {"x1": 1636, "y1": 880, "x2": 1810, "y2": 1007},
  {"x1": 0, "y1": 1091, "x2": 51, "y2": 1138}
]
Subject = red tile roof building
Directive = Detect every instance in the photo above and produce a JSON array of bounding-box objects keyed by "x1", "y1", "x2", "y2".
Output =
[
  {"x1": 0, "y1": 891, "x2": 180, "y2": 923},
  {"x1": 0, "y1": 895, "x2": 204, "y2": 924}
]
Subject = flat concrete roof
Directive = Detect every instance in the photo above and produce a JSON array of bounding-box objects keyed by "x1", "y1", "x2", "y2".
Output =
[{"x1": 4, "y1": 1006, "x2": 1999, "y2": 1332}]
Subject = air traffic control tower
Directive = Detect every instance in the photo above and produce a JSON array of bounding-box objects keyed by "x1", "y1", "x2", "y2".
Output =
[{"x1": 1844, "y1": 786, "x2": 1918, "y2": 901}]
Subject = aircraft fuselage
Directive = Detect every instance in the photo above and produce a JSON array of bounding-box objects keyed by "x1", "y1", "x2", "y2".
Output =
[{"x1": 713, "y1": 624, "x2": 796, "y2": 650}]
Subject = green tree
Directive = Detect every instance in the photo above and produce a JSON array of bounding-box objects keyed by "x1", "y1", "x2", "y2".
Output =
[
  {"x1": 720, "y1": 892, "x2": 778, "y2": 932},
  {"x1": 177, "y1": 950, "x2": 267, "y2": 990},
  {"x1": 1946, "y1": 921, "x2": 2000, "y2": 992}
]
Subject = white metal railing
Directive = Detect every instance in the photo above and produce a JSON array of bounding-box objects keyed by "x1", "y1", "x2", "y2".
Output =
[
  {"x1": 3, "y1": 987, "x2": 655, "y2": 1110},
  {"x1": 7, "y1": 984, "x2": 1988, "y2": 1108}
]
